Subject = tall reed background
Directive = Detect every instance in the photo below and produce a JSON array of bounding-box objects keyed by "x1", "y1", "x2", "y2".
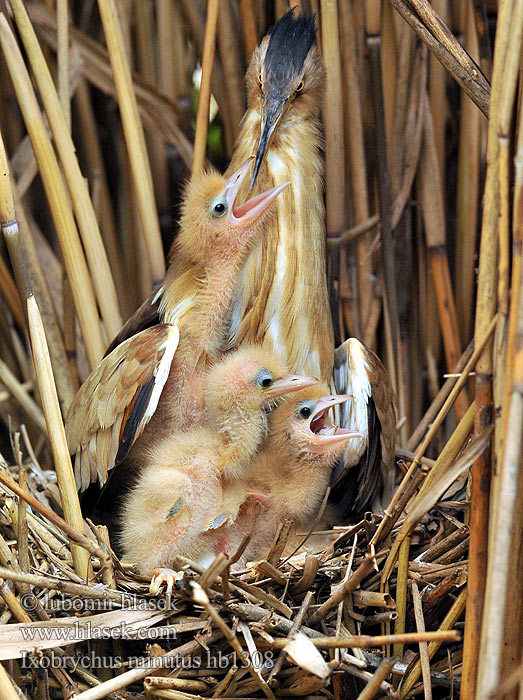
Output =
[{"x1": 0, "y1": 1, "x2": 521, "y2": 699}]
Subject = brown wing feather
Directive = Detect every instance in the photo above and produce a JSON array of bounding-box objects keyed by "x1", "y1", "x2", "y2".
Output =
[{"x1": 65, "y1": 324, "x2": 179, "y2": 491}]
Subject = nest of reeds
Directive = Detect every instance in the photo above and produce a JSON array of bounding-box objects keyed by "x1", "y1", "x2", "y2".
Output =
[
  {"x1": 0, "y1": 440, "x2": 469, "y2": 700},
  {"x1": 0, "y1": 1, "x2": 521, "y2": 699}
]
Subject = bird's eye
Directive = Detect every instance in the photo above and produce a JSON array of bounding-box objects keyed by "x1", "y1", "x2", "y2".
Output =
[
  {"x1": 255, "y1": 369, "x2": 273, "y2": 388},
  {"x1": 210, "y1": 198, "x2": 228, "y2": 218},
  {"x1": 299, "y1": 405, "x2": 312, "y2": 419},
  {"x1": 296, "y1": 80, "x2": 304, "y2": 93},
  {"x1": 258, "y1": 72, "x2": 263, "y2": 86}
]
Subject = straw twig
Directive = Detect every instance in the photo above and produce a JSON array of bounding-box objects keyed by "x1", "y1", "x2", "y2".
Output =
[
  {"x1": 192, "y1": 0, "x2": 220, "y2": 177},
  {"x1": 97, "y1": 0, "x2": 165, "y2": 285}
]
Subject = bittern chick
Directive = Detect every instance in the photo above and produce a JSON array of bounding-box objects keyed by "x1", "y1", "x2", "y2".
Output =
[
  {"x1": 119, "y1": 347, "x2": 317, "y2": 595},
  {"x1": 66, "y1": 160, "x2": 289, "y2": 502},
  {"x1": 206, "y1": 385, "x2": 362, "y2": 565}
]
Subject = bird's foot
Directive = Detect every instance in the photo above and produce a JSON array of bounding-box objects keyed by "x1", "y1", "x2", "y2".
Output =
[{"x1": 149, "y1": 567, "x2": 184, "y2": 599}]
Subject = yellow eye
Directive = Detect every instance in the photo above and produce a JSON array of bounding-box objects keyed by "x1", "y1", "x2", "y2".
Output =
[
  {"x1": 258, "y1": 72, "x2": 263, "y2": 86},
  {"x1": 296, "y1": 80, "x2": 304, "y2": 93}
]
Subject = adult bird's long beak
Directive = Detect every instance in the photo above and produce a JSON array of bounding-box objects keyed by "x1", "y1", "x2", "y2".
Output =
[
  {"x1": 251, "y1": 96, "x2": 291, "y2": 190},
  {"x1": 265, "y1": 374, "x2": 318, "y2": 400},
  {"x1": 307, "y1": 394, "x2": 363, "y2": 452},
  {"x1": 224, "y1": 157, "x2": 289, "y2": 223}
]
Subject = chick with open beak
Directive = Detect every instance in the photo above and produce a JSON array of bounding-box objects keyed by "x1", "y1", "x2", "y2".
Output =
[{"x1": 204, "y1": 384, "x2": 362, "y2": 566}]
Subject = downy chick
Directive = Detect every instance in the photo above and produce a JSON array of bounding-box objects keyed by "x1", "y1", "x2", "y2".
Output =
[
  {"x1": 210, "y1": 384, "x2": 361, "y2": 564},
  {"x1": 119, "y1": 347, "x2": 317, "y2": 594},
  {"x1": 66, "y1": 160, "x2": 288, "y2": 518}
]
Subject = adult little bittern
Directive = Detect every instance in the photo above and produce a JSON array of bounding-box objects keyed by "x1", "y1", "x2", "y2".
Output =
[
  {"x1": 120, "y1": 346, "x2": 317, "y2": 594},
  {"x1": 104, "y1": 10, "x2": 396, "y2": 520}
]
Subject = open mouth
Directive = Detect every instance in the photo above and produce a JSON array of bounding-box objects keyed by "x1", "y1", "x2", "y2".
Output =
[
  {"x1": 306, "y1": 395, "x2": 363, "y2": 450},
  {"x1": 310, "y1": 406, "x2": 342, "y2": 437},
  {"x1": 223, "y1": 157, "x2": 289, "y2": 224}
]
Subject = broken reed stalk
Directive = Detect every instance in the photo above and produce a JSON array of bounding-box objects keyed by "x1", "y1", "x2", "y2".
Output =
[
  {"x1": 97, "y1": 0, "x2": 165, "y2": 285},
  {"x1": 26, "y1": 294, "x2": 89, "y2": 580},
  {"x1": 462, "y1": 0, "x2": 513, "y2": 694},
  {"x1": 192, "y1": 0, "x2": 220, "y2": 177},
  {"x1": 70, "y1": 632, "x2": 222, "y2": 700},
  {"x1": 0, "y1": 14, "x2": 105, "y2": 369},
  {"x1": 387, "y1": 0, "x2": 490, "y2": 117},
  {"x1": 321, "y1": 0, "x2": 345, "y2": 340},
  {"x1": 8, "y1": 0, "x2": 122, "y2": 342}
]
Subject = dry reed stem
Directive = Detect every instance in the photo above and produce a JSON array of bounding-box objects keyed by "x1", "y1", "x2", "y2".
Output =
[
  {"x1": 400, "y1": 587, "x2": 467, "y2": 698},
  {"x1": 321, "y1": 0, "x2": 345, "y2": 338},
  {"x1": 456, "y1": 2, "x2": 484, "y2": 343},
  {"x1": 406, "y1": 341, "x2": 474, "y2": 451},
  {"x1": 0, "y1": 14, "x2": 105, "y2": 369},
  {"x1": 355, "y1": 656, "x2": 395, "y2": 700},
  {"x1": 0, "y1": 360, "x2": 46, "y2": 433},
  {"x1": 270, "y1": 630, "x2": 460, "y2": 649},
  {"x1": 0, "y1": 255, "x2": 25, "y2": 330},
  {"x1": 9, "y1": 0, "x2": 122, "y2": 342},
  {"x1": 16, "y1": 468, "x2": 29, "y2": 575},
  {"x1": 387, "y1": 0, "x2": 490, "y2": 117},
  {"x1": 27, "y1": 4, "x2": 194, "y2": 169},
  {"x1": 409, "y1": 0, "x2": 490, "y2": 92},
  {"x1": 366, "y1": 24, "x2": 407, "y2": 441},
  {"x1": 382, "y1": 402, "x2": 475, "y2": 580},
  {"x1": 134, "y1": 2, "x2": 170, "y2": 213},
  {"x1": 239, "y1": 0, "x2": 258, "y2": 61},
  {"x1": 392, "y1": 535, "x2": 410, "y2": 661},
  {"x1": 411, "y1": 581, "x2": 432, "y2": 700},
  {"x1": 462, "y1": 1, "x2": 514, "y2": 694},
  {"x1": 192, "y1": 584, "x2": 276, "y2": 700},
  {"x1": 62, "y1": 631, "x2": 222, "y2": 700},
  {"x1": 217, "y1": 0, "x2": 245, "y2": 143},
  {"x1": 476, "y1": 103, "x2": 523, "y2": 700},
  {"x1": 11, "y1": 185, "x2": 77, "y2": 408},
  {"x1": 56, "y1": 0, "x2": 70, "y2": 129},
  {"x1": 0, "y1": 663, "x2": 24, "y2": 700},
  {"x1": 420, "y1": 93, "x2": 467, "y2": 419},
  {"x1": 192, "y1": 0, "x2": 220, "y2": 177},
  {"x1": 27, "y1": 294, "x2": 89, "y2": 579},
  {"x1": 372, "y1": 313, "x2": 496, "y2": 551},
  {"x1": 97, "y1": 0, "x2": 165, "y2": 285},
  {"x1": 339, "y1": 0, "x2": 373, "y2": 328}
]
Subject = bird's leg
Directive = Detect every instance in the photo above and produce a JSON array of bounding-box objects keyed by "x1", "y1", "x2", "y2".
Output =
[{"x1": 148, "y1": 567, "x2": 185, "y2": 599}]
